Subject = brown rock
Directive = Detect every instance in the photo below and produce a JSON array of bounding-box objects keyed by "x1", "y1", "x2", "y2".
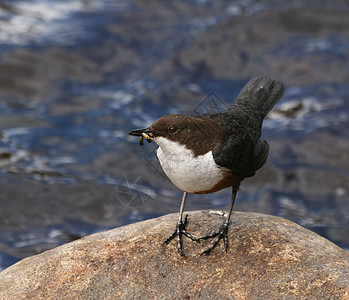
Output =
[{"x1": 0, "y1": 211, "x2": 348, "y2": 299}]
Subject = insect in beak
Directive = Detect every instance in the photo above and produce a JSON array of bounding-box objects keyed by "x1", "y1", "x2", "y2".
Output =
[{"x1": 128, "y1": 128, "x2": 153, "y2": 146}]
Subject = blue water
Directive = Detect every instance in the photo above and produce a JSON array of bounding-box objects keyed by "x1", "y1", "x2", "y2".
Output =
[{"x1": 0, "y1": 0, "x2": 348, "y2": 270}]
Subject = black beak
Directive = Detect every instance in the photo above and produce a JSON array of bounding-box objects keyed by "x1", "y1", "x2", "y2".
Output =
[
  {"x1": 128, "y1": 127, "x2": 153, "y2": 146},
  {"x1": 128, "y1": 127, "x2": 151, "y2": 136}
]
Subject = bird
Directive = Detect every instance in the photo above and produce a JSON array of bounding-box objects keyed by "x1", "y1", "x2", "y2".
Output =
[{"x1": 128, "y1": 76, "x2": 285, "y2": 256}]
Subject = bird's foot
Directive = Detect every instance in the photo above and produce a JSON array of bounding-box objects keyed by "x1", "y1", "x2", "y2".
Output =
[
  {"x1": 163, "y1": 215, "x2": 200, "y2": 256},
  {"x1": 199, "y1": 221, "x2": 229, "y2": 255}
]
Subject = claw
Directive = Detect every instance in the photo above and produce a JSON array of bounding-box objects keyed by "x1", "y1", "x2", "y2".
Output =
[
  {"x1": 163, "y1": 215, "x2": 200, "y2": 256},
  {"x1": 200, "y1": 222, "x2": 229, "y2": 255}
]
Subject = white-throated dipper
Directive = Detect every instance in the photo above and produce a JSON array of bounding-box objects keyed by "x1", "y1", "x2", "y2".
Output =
[{"x1": 129, "y1": 76, "x2": 284, "y2": 256}]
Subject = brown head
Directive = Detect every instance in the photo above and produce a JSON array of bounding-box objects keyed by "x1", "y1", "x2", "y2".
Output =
[{"x1": 129, "y1": 114, "x2": 223, "y2": 156}]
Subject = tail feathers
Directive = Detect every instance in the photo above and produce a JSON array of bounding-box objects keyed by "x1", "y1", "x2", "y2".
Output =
[{"x1": 232, "y1": 76, "x2": 285, "y2": 118}]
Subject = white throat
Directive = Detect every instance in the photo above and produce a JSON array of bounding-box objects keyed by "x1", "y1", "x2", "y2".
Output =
[{"x1": 153, "y1": 136, "x2": 224, "y2": 193}]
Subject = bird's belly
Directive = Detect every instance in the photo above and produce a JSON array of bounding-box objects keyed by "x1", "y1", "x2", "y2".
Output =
[{"x1": 156, "y1": 141, "x2": 225, "y2": 194}]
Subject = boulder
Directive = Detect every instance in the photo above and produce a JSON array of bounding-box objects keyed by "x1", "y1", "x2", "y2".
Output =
[{"x1": 0, "y1": 211, "x2": 348, "y2": 299}]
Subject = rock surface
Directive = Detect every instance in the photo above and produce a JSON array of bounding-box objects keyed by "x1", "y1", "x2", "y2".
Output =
[{"x1": 0, "y1": 211, "x2": 348, "y2": 299}]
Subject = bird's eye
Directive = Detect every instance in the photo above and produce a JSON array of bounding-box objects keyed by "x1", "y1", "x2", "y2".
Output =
[{"x1": 168, "y1": 125, "x2": 177, "y2": 133}]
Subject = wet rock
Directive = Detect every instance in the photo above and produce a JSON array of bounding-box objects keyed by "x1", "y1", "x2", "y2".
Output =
[
  {"x1": 0, "y1": 152, "x2": 11, "y2": 160},
  {"x1": 0, "y1": 211, "x2": 348, "y2": 299}
]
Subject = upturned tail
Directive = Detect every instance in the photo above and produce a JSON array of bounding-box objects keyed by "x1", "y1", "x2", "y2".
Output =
[{"x1": 230, "y1": 76, "x2": 285, "y2": 119}]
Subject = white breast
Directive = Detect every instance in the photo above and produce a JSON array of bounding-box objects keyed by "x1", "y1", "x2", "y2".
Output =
[{"x1": 154, "y1": 136, "x2": 224, "y2": 193}]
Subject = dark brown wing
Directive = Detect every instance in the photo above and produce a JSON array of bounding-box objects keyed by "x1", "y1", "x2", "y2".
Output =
[
  {"x1": 212, "y1": 136, "x2": 269, "y2": 179},
  {"x1": 251, "y1": 139, "x2": 269, "y2": 172}
]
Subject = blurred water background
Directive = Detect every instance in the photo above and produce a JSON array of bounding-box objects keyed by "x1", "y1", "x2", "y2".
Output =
[{"x1": 0, "y1": 0, "x2": 348, "y2": 270}]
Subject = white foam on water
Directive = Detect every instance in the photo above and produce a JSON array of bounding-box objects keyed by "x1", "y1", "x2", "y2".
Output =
[{"x1": 0, "y1": 0, "x2": 130, "y2": 46}]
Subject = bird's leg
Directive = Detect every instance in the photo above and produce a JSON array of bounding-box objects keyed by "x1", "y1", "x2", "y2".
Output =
[
  {"x1": 200, "y1": 186, "x2": 238, "y2": 255},
  {"x1": 163, "y1": 192, "x2": 200, "y2": 256}
]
